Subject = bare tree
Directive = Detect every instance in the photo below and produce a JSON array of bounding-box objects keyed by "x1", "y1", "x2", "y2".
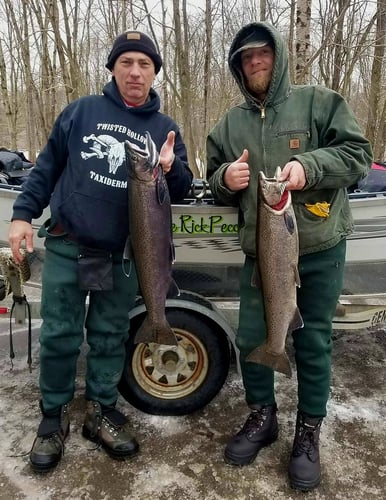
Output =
[
  {"x1": 366, "y1": 0, "x2": 386, "y2": 160},
  {"x1": 295, "y1": 0, "x2": 312, "y2": 84},
  {"x1": 172, "y1": 0, "x2": 199, "y2": 176},
  {"x1": 0, "y1": 0, "x2": 384, "y2": 163},
  {"x1": 2, "y1": 0, "x2": 50, "y2": 157},
  {"x1": 287, "y1": 0, "x2": 297, "y2": 82},
  {"x1": 0, "y1": 36, "x2": 18, "y2": 148},
  {"x1": 203, "y1": 0, "x2": 213, "y2": 170},
  {"x1": 261, "y1": 0, "x2": 267, "y2": 20}
]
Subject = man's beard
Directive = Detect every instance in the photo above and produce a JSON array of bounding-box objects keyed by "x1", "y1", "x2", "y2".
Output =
[{"x1": 246, "y1": 74, "x2": 270, "y2": 98}]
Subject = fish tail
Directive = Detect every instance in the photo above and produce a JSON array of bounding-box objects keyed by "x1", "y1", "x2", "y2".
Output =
[
  {"x1": 246, "y1": 343, "x2": 292, "y2": 378},
  {"x1": 133, "y1": 316, "x2": 178, "y2": 346}
]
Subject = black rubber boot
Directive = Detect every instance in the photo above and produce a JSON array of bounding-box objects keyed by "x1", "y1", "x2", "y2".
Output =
[
  {"x1": 288, "y1": 412, "x2": 323, "y2": 491},
  {"x1": 82, "y1": 401, "x2": 139, "y2": 459},
  {"x1": 30, "y1": 403, "x2": 70, "y2": 473},
  {"x1": 224, "y1": 404, "x2": 278, "y2": 465}
]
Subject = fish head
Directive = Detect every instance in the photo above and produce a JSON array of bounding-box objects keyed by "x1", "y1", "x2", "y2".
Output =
[
  {"x1": 125, "y1": 131, "x2": 160, "y2": 182},
  {"x1": 258, "y1": 169, "x2": 289, "y2": 209}
]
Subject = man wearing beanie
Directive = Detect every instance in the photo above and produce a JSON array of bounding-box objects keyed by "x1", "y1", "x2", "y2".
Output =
[
  {"x1": 106, "y1": 31, "x2": 162, "y2": 74},
  {"x1": 9, "y1": 30, "x2": 192, "y2": 473},
  {"x1": 207, "y1": 22, "x2": 372, "y2": 491}
]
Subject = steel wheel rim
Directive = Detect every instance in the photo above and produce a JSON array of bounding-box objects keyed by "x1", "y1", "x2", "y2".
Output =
[{"x1": 131, "y1": 327, "x2": 209, "y2": 400}]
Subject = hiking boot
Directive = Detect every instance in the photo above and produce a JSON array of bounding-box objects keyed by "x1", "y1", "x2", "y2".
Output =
[
  {"x1": 82, "y1": 401, "x2": 139, "y2": 459},
  {"x1": 30, "y1": 403, "x2": 70, "y2": 473},
  {"x1": 224, "y1": 404, "x2": 278, "y2": 465},
  {"x1": 288, "y1": 411, "x2": 323, "y2": 491}
]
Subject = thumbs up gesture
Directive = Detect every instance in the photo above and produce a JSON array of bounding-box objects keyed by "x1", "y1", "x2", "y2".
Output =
[{"x1": 224, "y1": 149, "x2": 250, "y2": 191}]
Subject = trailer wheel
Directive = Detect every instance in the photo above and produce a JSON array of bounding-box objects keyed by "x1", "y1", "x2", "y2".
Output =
[{"x1": 118, "y1": 308, "x2": 231, "y2": 415}]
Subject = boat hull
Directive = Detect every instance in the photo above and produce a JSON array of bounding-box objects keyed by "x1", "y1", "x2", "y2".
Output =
[{"x1": 1, "y1": 185, "x2": 386, "y2": 295}]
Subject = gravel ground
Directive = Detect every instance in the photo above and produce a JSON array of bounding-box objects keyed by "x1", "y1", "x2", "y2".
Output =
[{"x1": 0, "y1": 287, "x2": 385, "y2": 500}]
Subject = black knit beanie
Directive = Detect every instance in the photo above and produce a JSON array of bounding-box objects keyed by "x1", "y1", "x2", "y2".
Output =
[{"x1": 106, "y1": 31, "x2": 162, "y2": 73}]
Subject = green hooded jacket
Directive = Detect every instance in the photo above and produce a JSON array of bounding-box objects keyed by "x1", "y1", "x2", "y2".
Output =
[{"x1": 207, "y1": 22, "x2": 373, "y2": 256}]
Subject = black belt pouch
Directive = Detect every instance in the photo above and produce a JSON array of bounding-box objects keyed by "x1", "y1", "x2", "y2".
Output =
[{"x1": 78, "y1": 245, "x2": 113, "y2": 291}]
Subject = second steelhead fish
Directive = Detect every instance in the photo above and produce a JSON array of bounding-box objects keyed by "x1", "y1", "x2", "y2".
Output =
[{"x1": 246, "y1": 167, "x2": 303, "y2": 377}]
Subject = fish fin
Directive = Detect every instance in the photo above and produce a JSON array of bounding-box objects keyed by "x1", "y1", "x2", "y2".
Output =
[
  {"x1": 167, "y1": 278, "x2": 180, "y2": 298},
  {"x1": 121, "y1": 257, "x2": 132, "y2": 278},
  {"x1": 133, "y1": 316, "x2": 178, "y2": 346},
  {"x1": 156, "y1": 166, "x2": 169, "y2": 205},
  {"x1": 124, "y1": 141, "x2": 133, "y2": 177},
  {"x1": 122, "y1": 236, "x2": 133, "y2": 277},
  {"x1": 251, "y1": 262, "x2": 261, "y2": 287},
  {"x1": 290, "y1": 307, "x2": 304, "y2": 331},
  {"x1": 274, "y1": 166, "x2": 282, "y2": 180},
  {"x1": 123, "y1": 235, "x2": 133, "y2": 260},
  {"x1": 170, "y1": 241, "x2": 176, "y2": 263},
  {"x1": 294, "y1": 265, "x2": 301, "y2": 287},
  {"x1": 145, "y1": 130, "x2": 159, "y2": 168},
  {"x1": 246, "y1": 344, "x2": 292, "y2": 378}
]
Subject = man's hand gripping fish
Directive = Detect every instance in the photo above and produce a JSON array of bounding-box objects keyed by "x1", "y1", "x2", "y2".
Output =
[
  {"x1": 124, "y1": 132, "x2": 179, "y2": 346},
  {"x1": 246, "y1": 167, "x2": 303, "y2": 377}
]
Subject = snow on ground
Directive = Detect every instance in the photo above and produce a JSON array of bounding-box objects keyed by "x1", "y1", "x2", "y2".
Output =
[{"x1": 0, "y1": 315, "x2": 385, "y2": 500}]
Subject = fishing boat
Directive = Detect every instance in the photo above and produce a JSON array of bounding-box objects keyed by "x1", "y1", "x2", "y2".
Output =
[
  {"x1": 1, "y1": 180, "x2": 386, "y2": 416},
  {"x1": 1, "y1": 182, "x2": 386, "y2": 295}
]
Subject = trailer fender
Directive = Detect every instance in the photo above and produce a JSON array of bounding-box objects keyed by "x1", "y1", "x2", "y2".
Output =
[
  {"x1": 128, "y1": 290, "x2": 240, "y2": 372},
  {"x1": 121, "y1": 290, "x2": 237, "y2": 415}
]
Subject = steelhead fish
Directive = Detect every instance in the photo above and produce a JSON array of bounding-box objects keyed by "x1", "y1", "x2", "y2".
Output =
[
  {"x1": 246, "y1": 167, "x2": 303, "y2": 377},
  {"x1": 124, "y1": 132, "x2": 179, "y2": 346}
]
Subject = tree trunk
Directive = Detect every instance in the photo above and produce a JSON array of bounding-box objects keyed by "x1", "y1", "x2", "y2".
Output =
[
  {"x1": 173, "y1": 0, "x2": 198, "y2": 177},
  {"x1": 295, "y1": 0, "x2": 312, "y2": 84},
  {"x1": 365, "y1": 0, "x2": 386, "y2": 158}
]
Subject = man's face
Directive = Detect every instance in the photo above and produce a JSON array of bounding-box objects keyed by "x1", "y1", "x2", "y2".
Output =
[
  {"x1": 112, "y1": 51, "x2": 155, "y2": 105},
  {"x1": 240, "y1": 45, "x2": 275, "y2": 98}
]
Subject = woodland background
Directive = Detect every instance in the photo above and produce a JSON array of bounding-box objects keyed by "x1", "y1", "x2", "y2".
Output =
[{"x1": 0, "y1": 0, "x2": 385, "y2": 179}]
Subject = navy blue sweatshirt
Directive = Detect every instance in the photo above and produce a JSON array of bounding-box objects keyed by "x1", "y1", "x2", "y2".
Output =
[{"x1": 12, "y1": 80, "x2": 193, "y2": 251}]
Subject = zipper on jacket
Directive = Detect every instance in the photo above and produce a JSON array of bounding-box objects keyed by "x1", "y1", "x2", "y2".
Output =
[{"x1": 261, "y1": 111, "x2": 267, "y2": 170}]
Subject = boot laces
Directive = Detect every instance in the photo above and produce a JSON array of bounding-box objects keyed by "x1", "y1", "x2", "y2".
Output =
[
  {"x1": 8, "y1": 432, "x2": 64, "y2": 459},
  {"x1": 41, "y1": 433, "x2": 61, "y2": 443},
  {"x1": 294, "y1": 422, "x2": 319, "y2": 455},
  {"x1": 88, "y1": 407, "x2": 127, "y2": 444},
  {"x1": 240, "y1": 409, "x2": 267, "y2": 437}
]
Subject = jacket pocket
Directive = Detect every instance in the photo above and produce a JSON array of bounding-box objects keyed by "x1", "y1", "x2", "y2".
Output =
[
  {"x1": 54, "y1": 191, "x2": 128, "y2": 250},
  {"x1": 274, "y1": 129, "x2": 311, "y2": 156}
]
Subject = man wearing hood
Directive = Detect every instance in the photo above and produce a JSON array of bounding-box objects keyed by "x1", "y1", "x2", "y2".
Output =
[
  {"x1": 207, "y1": 22, "x2": 372, "y2": 491},
  {"x1": 9, "y1": 31, "x2": 192, "y2": 473}
]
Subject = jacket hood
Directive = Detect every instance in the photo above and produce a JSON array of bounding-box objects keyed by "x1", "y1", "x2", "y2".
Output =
[
  {"x1": 228, "y1": 22, "x2": 291, "y2": 108},
  {"x1": 102, "y1": 79, "x2": 161, "y2": 114}
]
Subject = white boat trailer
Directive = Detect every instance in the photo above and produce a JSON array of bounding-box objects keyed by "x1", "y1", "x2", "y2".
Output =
[
  {"x1": 2, "y1": 183, "x2": 386, "y2": 331},
  {"x1": 0, "y1": 182, "x2": 386, "y2": 330},
  {"x1": 1, "y1": 254, "x2": 386, "y2": 332}
]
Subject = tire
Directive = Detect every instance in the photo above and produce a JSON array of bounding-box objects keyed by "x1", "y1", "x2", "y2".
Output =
[{"x1": 118, "y1": 308, "x2": 231, "y2": 415}]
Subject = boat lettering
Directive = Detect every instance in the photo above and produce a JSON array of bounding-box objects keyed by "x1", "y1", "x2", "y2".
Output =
[
  {"x1": 172, "y1": 214, "x2": 238, "y2": 235},
  {"x1": 370, "y1": 309, "x2": 386, "y2": 326}
]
